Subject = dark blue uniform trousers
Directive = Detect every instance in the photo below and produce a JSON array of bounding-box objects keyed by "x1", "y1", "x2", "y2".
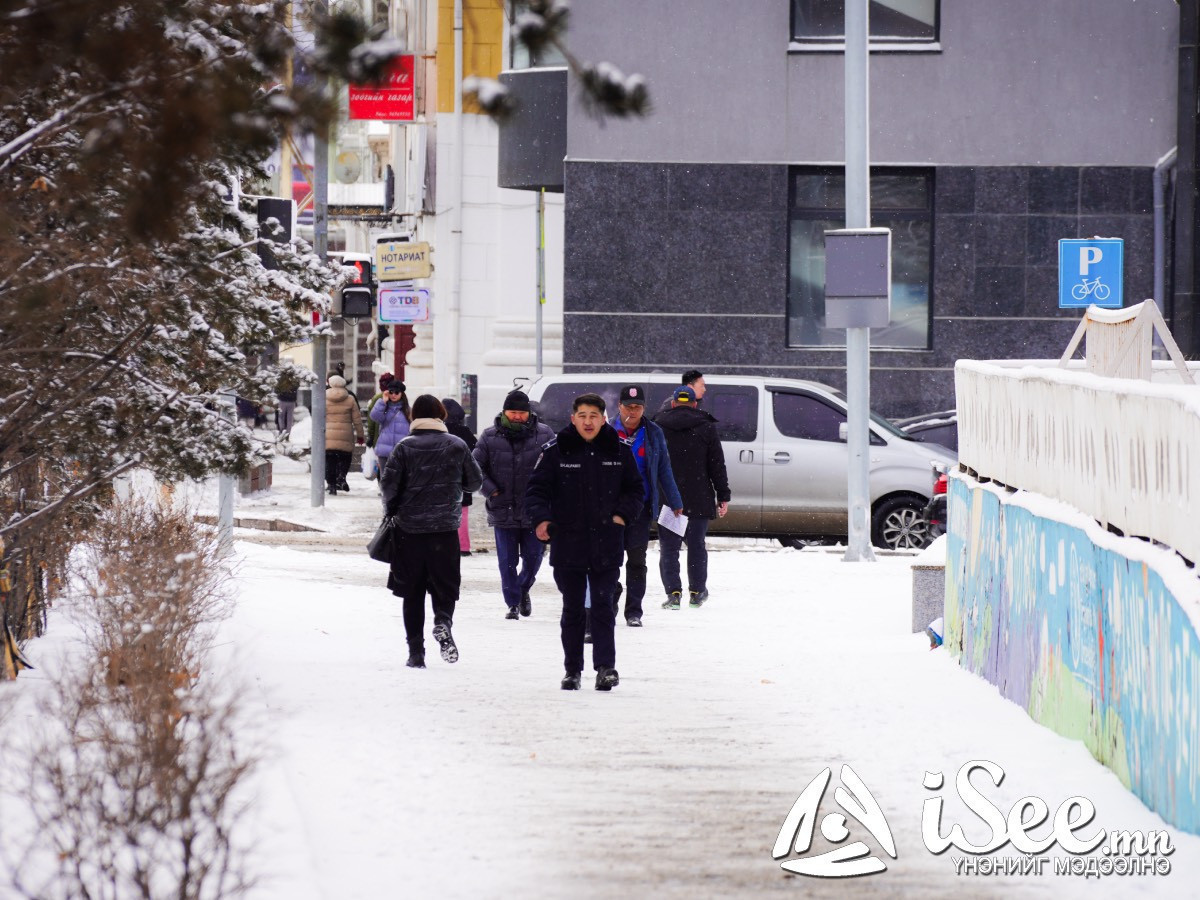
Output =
[{"x1": 554, "y1": 566, "x2": 618, "y2": 674}]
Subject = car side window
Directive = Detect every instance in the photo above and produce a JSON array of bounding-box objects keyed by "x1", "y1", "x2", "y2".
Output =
[
  {"x1": 773, "y1": 392, "x2": 842, "y2": 441},
  {"x1": 771, "y1": 391, "x2": 885, "y2": 445},
  {"x1": 704, "y1": 385, "x2": 758, "y2": 442}
]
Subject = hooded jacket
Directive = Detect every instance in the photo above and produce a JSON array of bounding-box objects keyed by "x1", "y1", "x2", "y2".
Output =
[
  {"x1": 653, "y1": 405, "x2": 731, "y2": 519},
  {"x1": 324, "y1": 379, "x2": 364, "y2": 452},
  {"x1": 524, "y1": 422, "x2": 644, "y2": 570},
  {"x1": 442, "y1": 399, "x2": 478, "y2": 506},
  {"x1": 473, "y1": 412, "x2": 555, "y2": 528},
  {"x1": 369, "y1": 395, "x2": 411, "y2": 463},
  {"x1": 382, "y1": 419, "x2": 484, "y2": 533}
]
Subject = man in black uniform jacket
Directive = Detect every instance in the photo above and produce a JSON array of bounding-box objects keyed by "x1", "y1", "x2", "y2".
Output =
[{"x1": 526, "y1": 393, "x2": 644, "y2": 691}]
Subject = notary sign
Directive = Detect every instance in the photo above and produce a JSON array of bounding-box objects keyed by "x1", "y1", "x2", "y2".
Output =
[
  {"x1": 375, "y1": 241, "x2": 431, "y2": 281},
  {"x1": 377, "y1": 286, "x2": 430, "y2": 325},
  {"x1": 1058, "y1": 239, "x2": 1123, "y2": 309},
  {"x1": 348, "y1": 55, "x2": 415, "y2": 122}
]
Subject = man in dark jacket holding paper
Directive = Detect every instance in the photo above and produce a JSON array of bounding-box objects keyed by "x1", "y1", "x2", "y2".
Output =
[
  {"x1": 382, "y1": 395, "x2": 483, "y2": 670},
  {"x1": 525, "y1": 393, "x2": 644, "y2": 692},
  {"x1": 654, "y1": 385, "x2": 731, "y2": 610}
]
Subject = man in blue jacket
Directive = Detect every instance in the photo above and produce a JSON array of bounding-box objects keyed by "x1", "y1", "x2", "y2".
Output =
[
  {"x1": 526, "y1": 394, "x2": 644, "y2": 691},
  {"x1": 610, "y1": 384, "x2": 683, "y2": 627}
]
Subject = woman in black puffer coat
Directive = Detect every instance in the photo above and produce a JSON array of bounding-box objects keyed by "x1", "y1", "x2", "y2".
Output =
[{"x1": 381, "y1": 395, "x2": 483, "y2": 669}]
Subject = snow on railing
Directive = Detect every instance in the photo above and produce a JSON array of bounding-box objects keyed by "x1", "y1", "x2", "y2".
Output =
[{"x1": 956, "y1": 359, "x2": 1200, "y2": 564}]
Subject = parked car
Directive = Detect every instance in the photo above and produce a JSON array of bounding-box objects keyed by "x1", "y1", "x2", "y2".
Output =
[
  {"x1": 521, "y1": 374, "x2": 956, "y2": 550},
  {"x1": 923, "y1": 464, "x2": 949, "y2": 540},
  {"x1": 893, "y1": 409, "x2": 958, "y2": 455}
]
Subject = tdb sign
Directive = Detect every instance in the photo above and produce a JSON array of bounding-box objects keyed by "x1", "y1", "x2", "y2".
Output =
[{"x1": 1058, "y1": 239, "x2": 1123, "y2": 309}]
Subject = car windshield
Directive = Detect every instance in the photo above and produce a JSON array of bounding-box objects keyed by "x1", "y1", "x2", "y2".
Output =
[{"x1": 826, "y1": 387, "x2": 914, "y2": 440}]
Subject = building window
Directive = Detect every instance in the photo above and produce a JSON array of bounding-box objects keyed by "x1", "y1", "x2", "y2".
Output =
[
  {"x1": 787, "y1": 168, "x2": 933, "y2": 350},
  {"x1": 508, "y1": 2, "x2": 569, "y2": 69},
  {"x1": 791, "y1": 0, "x2": 939, "y2": 44}
]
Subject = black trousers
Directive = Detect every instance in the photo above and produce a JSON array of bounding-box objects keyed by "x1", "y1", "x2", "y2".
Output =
[
  {"x1": 391, "y1": 530, "x2": 460, "y2": 652},
  {"x1": 325, "y1": 449, "x2": 352, "y2": 488},
  {"x1": 555, "y1": 566, "x2": 618, "y2": 674},
  {"x1": 620, "y1": 500, "x2": 653, "y2": 618}
]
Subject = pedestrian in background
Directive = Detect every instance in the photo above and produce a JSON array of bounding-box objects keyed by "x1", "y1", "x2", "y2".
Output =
[
  {"x1": 610, "y1": 384, "x2": 683, "y2": 627},
  {"x1": 324, "y1": 374, "x2": 364, "y2": 495},
  {"x1": 382, "y1": 395, "x2": 483, "y2": 669},
  {"x1": 442, "y1": 397, "x2": 478, "y2": 557},
  {"x1": 654, "y1": 385, "x2": 730, "y2": 609},
  {"x1": 473, "y1": 389, "x2": 554, "y2": 620},
  {"x1": 275, "y1": 369, "x2": 300, "y2": 435},
  {"x1": 365, "y1": 371, "x2": 394, "y2": 452},
  {"x1": 526, "y1": 393, "x2": 643, "y2": 691},
  {"x1": 658, "y1": 369, "x2": 707, "y2": 412},
  {"x1": 370, "y1": 378, "x2": 411, "y2": 471}
]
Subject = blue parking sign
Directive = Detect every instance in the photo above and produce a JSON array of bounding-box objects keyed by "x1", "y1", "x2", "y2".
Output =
[{"x1": 1058, "y1": 239, "x2": 1123, "y2": 309}]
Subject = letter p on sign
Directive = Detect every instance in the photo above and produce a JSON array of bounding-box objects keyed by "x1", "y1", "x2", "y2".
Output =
[{"x1": 1079, "y1": 247, "x2": 1103, "y2": 275}]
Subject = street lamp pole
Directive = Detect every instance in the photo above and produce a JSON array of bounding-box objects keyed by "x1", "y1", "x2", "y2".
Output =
[{"x1": 843, "y1": 0, "x2": 876, "y2": 562}]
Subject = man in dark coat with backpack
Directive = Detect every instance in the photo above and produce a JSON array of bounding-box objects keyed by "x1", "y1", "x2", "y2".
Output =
[{"x1": 525, "y1": 393, "x2": 644, "y2": 692}]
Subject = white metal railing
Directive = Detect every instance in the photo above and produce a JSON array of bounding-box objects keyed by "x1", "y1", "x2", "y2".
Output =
[{"x1": 956, "y1": 359, "x2": 1200, "y2": 563}]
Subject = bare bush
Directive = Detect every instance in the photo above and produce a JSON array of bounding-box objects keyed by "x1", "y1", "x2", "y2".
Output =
[{"x1": 4, "y1": 499, "x2": 257, "y2": 899}]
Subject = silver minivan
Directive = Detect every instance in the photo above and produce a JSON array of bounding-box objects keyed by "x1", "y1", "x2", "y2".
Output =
[{"x1": 521, "y1": 373, "x2": 956, "y2": 550}]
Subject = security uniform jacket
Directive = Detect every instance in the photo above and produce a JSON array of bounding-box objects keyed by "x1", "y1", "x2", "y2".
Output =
[
  {"x1": 654, "y1": 405, "x2": 731, "y2": 519},
  {"x1": 382, "y1": 419, "x2": 484, "y2": 534},
  {"x1": 525, "y1": 422, "x2": 644, "y2": 571},
  {"x1": 473, "y1": 413, "x2": 555, "y2": 528}
]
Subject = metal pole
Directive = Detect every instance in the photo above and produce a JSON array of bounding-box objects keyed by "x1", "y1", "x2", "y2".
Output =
[
  {"x1": 217, "y1": 389, "x2": 235, "y2": 552},
  {"x1": 843, "y1": 0, "x2": 875, "y2": 562},
  {"x1": 536, "y1": 188, "x2": 545, "y2": 374},
  {"x1": 1154, "y1": 146, "x2": 1178, "y2": 310},
  {"x1": 311, "y1": 334, "x2": 328, "y2": 505},
  {"x1": 311, "y1": 0, "x2": 329, "y2": 507}
]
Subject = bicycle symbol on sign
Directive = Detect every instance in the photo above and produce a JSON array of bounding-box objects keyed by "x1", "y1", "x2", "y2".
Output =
[{"x1": 1070, "y1": 276, "x2": 1111, "y2": 302}]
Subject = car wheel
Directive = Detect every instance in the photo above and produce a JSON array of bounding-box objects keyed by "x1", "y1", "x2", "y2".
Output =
[
  {"x1": 777, "y1": 536, "x2": 825, "y2": 549},
  {"x1": 871, "y1": 496, "x2": 929, "y2": 550}
]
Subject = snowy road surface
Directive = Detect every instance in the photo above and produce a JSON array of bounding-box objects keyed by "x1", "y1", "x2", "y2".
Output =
[{"x1": 225, "y1": 538, "x2": 1198, "y2": 899}]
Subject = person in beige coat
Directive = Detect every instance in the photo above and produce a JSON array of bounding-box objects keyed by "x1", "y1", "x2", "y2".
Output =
[{"x1": 325, "y1": 374, "x2": 365, "y2": 495}]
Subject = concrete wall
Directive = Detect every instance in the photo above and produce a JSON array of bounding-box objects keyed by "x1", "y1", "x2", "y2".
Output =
[
  {"x1": 945, "y1": 473, "x2": 1200, "y2": 835},
  {"x1": 566, "y1": 0, "x2": 1178, "y2": 167}
]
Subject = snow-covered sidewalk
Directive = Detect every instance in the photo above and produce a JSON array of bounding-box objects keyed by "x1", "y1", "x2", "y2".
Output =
[{"x1": 223, "y1": 539, "x2": 1199, "y2": 899}]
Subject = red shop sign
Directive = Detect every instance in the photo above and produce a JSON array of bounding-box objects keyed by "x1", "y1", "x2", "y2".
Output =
[{"x1": 348, "y1": 55, "x2": 415, "y2": 121}]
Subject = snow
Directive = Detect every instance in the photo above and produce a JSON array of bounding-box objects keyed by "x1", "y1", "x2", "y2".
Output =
[{"x1": 5, "y1": 457, "x2": 1198, "y2": 897}]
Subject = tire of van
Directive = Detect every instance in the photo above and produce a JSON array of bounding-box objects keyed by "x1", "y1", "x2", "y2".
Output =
[{"x1": 871, "y1": 496, "x2": 930, "y2": 550}]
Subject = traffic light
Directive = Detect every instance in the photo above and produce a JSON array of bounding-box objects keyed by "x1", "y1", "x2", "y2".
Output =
[
  {"x1": 329, "y1": 252, "x2": 375, "y2": 318},
  {"x1": 345, "y1": 258, "x2": 373, "y2": 286},
  {"x1": 339, "y1": 285, "x2": 373, "y2": 318}
]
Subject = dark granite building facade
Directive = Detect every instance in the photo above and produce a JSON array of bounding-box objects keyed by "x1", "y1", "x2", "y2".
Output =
[{"x1": 563, "y1": 162, "x2": 1155, "y2": 416}]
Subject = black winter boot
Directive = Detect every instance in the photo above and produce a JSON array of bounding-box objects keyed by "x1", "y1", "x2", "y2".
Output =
[
  {"x1": 595, "y1": 667, "x2": 619, "y2": 691},
  {"x1": 561, "y1": 671, "x2": 582, "y2": 690},
  {"x1": 432, "y1": 623, "x2": 459, "y2": 664}
]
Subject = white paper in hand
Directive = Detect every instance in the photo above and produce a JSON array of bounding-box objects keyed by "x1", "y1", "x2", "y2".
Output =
[{"x1": 657, "y1": 505, "x2": 688, "y2": 537}]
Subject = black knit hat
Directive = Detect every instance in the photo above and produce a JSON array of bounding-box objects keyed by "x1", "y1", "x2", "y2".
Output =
[{"x1": 503, "y1": 389, "x2": 531, "y2": 412}]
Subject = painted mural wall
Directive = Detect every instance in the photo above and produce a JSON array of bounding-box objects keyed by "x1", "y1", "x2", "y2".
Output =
[{"x1": 945, "y1": 473, "x2": 1200, "y2": 835}]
